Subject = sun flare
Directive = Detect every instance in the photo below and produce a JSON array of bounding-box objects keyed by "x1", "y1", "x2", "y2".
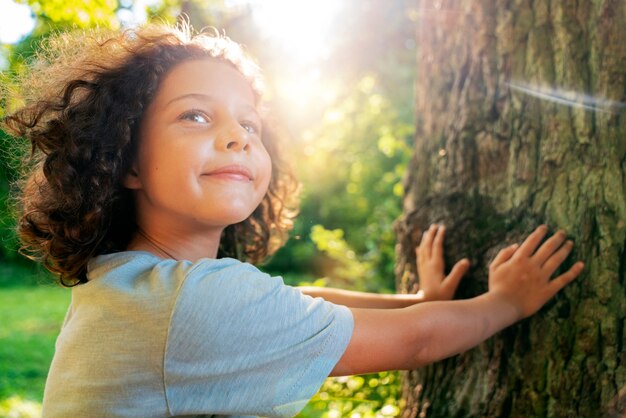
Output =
[
  {"x1": 248, "y1": 0, "x2": 342, "y2": 64},
  {"x1": 228, "y1": 0, "x2": 345, "y2": 121},
  {"x1": 0, "y1": 0, "x2": 35, "y2": 44}
]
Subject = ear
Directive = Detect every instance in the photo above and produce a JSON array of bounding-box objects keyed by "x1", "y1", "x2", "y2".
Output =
[{"x1": 122, "y1": 164, "x2": 142, "y2": 190}]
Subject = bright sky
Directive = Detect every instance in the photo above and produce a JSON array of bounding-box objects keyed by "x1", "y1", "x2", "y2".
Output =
[
  {"x1": 244, "y1": 0, "x2": 342, "y2": 64},
  {"x1": 242, "y1": 0, "x2": 343, "y2": 113},
  {"x1": 0, "y1": 0, "x2": 36, "y2": 44}
]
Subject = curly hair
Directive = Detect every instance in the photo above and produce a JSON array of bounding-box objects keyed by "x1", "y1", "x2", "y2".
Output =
[{"x1": 3, "y1": 24, "x2": 299, "y2": 286}]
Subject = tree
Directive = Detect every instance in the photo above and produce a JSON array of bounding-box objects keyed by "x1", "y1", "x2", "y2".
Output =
[{"x1": 394, "y1": 1, "x2": 626, "y2": 417}]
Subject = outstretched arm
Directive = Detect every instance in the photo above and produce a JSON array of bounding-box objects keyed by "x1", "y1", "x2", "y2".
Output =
[
  {"x1": 299, "y1": 224, "x2": 469, "y2": 308},
  {"x1": 330, "y1": 225, "x2": 585, "y2": 376},
  {"x1": 297, "y1": 287, "x2": 425, "y2": 309}
]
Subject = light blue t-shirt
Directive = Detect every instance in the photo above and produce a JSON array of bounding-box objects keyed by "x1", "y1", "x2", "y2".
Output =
[{"x1": 42, "y1": 251, "x2": 354, "y2": 417}]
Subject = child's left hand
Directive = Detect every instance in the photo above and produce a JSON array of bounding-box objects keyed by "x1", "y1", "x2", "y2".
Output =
[{"x1": 416, "y1": 224, "x2": 470, "y2": 301}]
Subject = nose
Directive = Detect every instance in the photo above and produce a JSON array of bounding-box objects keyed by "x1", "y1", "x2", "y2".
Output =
[{"x1": 214, "y1": 120, "x2": 250, "y2": 152}]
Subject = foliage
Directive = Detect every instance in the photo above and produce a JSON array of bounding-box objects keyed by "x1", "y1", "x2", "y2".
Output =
[
  {"x1": 0, "y1": 116, "x2": 31, "y2": 263},
  {"x1": 265, "y1": 75, "x2": 413, "y2": 293},
  {"x1": 299, "y1": 372, "x2": 404, "y2": 418},
  {"x1": 309, "y1": 225, "x2": 372, "y2": 287},
  {"x1": 0, "y1": 130, "x2": 17, "y2": 261},
  {"x1": 0, "y1": 396, "x2": 42, "y2": 418},
  {"x1": 24, "y1": 0, "x2": 118, "y2": 29}
]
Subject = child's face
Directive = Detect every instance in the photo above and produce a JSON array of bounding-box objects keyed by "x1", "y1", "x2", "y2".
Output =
[{"x1": 124, "y1": 59, "x2": 271, "y2": 234}]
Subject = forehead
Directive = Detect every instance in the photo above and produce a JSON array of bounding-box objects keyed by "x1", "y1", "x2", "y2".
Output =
[{"x1": 154, "y1": 59, "x2": 257, "y2": 107}]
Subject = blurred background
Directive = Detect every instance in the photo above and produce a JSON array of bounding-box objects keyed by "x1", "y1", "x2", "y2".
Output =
[{"x1": 0, "y1": 0, "x2": 418, "y2": 416}]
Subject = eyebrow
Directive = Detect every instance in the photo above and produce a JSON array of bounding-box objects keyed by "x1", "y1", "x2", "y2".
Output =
[{"x1": 164, "y1": 93, "x2": 259, "y2": 115}]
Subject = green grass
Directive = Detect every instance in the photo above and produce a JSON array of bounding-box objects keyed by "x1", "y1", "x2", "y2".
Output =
[
  {"x1": 0, "y1": 263, "x2": 70, "y2": 417},
  {"x1": 0, "y1": 285, "x2": 70, "y2": 403}
]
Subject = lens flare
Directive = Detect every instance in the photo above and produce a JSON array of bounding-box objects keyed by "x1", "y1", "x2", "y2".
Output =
[{"x1": 248, "y1": 0, "x2": 342, "y2": 64}]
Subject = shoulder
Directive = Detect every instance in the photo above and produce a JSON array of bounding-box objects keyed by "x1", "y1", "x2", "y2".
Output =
[
  {"x1": 86, "y1": 251, "x2": 286, "y2": 306},
  {"x1": 170, "y1": 255, "x2": 353, "y2": 348},
  {"x1": 86, "y1": 251, "x2": 269, "y2": 286},
  {"x1": 184, "y1": 256, "x2": 285, "y2": 299}
]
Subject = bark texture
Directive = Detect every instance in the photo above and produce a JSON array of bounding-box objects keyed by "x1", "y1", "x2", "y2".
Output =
[{"x1": 395, "y1": 1, "x2": 626, "y2": 417}]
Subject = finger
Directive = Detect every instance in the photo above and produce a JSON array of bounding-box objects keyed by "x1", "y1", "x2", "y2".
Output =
[
  {"x1": 547, "y1": 261, "x2": 585, "y2": 297},
  {"x1": 432, "y1": 225, "x2": 446, "y2": 260},
  {"x1": 515, "y1": 225, "x2": 549, "y2": 258},
  {"x1": 418, "y1": 225, "x2": 432, "y2": 257},
  {"x1": 415, "y1": 245, "x2": 424, "y2": 265},
  {"x1": 533, "y1": 230, "x2": 567, "y2": 266},
  {"x1": 542, "y1": 240, "x2": 574, "y2": 275},
  {"x1": 420, "y1": 224, "x2": 437, "y2": 258},
  {"x1": 443, "y1": 258, "x2": 470, "y2": 295},
  {"x1": 491, "y1": 244, "x2": 519, "y2": 269}
]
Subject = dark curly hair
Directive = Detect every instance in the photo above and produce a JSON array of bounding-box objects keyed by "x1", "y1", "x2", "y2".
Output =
[{"x1": 3, "y1": 24, "x2": 299, "y2": 286}]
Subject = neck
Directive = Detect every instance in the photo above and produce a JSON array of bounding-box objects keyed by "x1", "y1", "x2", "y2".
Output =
[{"x1": 126, "y1": 222, "x2": 224, "y2": 262}]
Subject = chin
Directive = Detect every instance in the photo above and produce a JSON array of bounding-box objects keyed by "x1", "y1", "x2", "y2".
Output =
[
  {"x1": 227, "y1": 201, "x2": 263, "y2": 221},
  {"x1": 219, "y1": 210, "x2": 257, "y2": 226}
]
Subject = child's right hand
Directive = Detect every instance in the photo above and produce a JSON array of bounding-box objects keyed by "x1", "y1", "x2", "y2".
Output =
[
  {"x1": 416, "y1": 224, "x2": 470, "y2": 301},
  {"x1": 487, "y1": 225, "x2": 585, "y2": 320}
]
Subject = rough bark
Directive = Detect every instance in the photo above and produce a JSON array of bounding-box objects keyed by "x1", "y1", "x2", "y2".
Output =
[{"x1": 395, "y1": 1, "x2": 626, "y2": 417}]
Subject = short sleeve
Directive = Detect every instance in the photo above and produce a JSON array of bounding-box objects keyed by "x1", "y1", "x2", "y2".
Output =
[{"x1": 163, "y1": 259, "x2": 354, "y2": 417}]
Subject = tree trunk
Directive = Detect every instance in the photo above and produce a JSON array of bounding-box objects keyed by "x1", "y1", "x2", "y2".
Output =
[{"x1": 394, "y1": 1, "x2": 626, "y2": 417}]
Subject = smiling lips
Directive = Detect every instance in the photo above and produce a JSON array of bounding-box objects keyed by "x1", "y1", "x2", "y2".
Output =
[{"x1": 204, "y1": 164, "x2": 254, "y2": 182}]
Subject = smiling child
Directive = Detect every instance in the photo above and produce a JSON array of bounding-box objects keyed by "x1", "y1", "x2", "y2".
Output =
[{"x1": 3, "y1": 24, "x2": 584, "y2": 417}]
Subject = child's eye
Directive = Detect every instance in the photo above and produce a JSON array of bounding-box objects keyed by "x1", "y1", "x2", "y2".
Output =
[
  {"x1": 241, "y1": 121, "x2": 261, "y2": 135},
  {"x1": 179, "y1": 110, "x2": 210, "y2": 124}
]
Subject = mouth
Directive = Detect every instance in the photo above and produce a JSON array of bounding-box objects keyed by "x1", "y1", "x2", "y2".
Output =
[{"x1": 203, "y1": 164, "x2": 254, "y2": 182}]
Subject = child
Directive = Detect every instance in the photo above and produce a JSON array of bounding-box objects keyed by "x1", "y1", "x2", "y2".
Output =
[{"x1": 4, "y1": 24, "x2": 584, "y2": 417}]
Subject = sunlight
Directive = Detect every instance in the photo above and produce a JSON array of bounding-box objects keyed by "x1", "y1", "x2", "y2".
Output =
[
  {"x1": 245, "y1": 0, "x2": 342, "y2": 64},
  {"x1": 225, "y1": 0, "x2": 345, "y2": 124},
  {"x1": 0, "y1": 0, "x2": 35, "y2": 44},
  {"x1": 0, "y1": 395, "x2": 42, "y2": 418},
  {"x1": 274, "y1": 68, "x2": 339, "y2": 111}
]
